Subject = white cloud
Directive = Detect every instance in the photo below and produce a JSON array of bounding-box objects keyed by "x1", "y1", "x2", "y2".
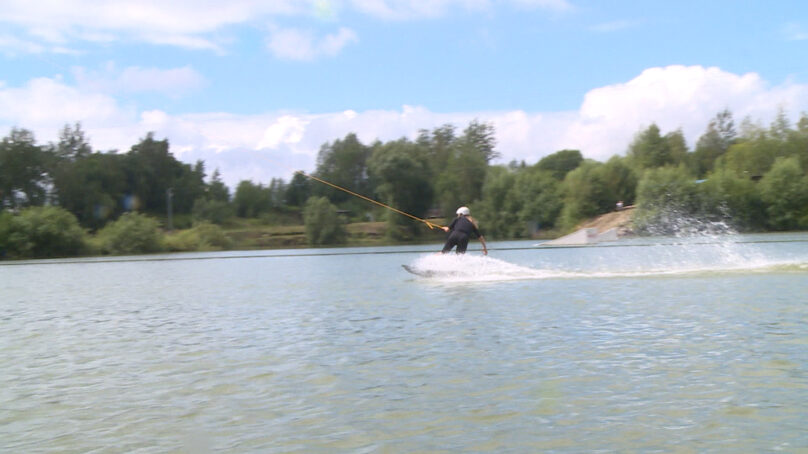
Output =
[
  {"x1": 265, "y1": 28, "x2": 315, "y2": 60},
  {"x1": 510, "y1": 0, "x2": 573, "y2": 12},
  {"x1": 558, "y1": 65, "x2": 808, "y2": 160},
  {"x1": 2, "y1": 65, "x2": 807, "y2": 189},
  {"x1": 349, "y1": 0, "x2": 570, "y2": 20},
  {"x1": 135, "y1": 34, "x2": 225, "y2": 53},
  {"x1": 349, "y1": 0, "x2": 456, "y2": 20},
  {"x1": 0, "y1": 76, "x2": 132, "y2": 130},
  {"x1": 589, "y1": 19, "x2": 642, "y2": 33},
  {"x1": 0, "y1": 34, "x2": 46, "y2": 55},
  {"x1": 783, "y1": 22, "x2": 808, "y2": 41},
  {"x1": 72, "y1": 64, "x2": 207, "y2": 97},
  {"x1": 257, "y1": 115, "x2": 310, "y2": 149},
  {"x1": 0, "y1": 0, "x2": 303, "y2": 52},
  {"x1": 266, "y1": 26, "x2": 358, "y2": 61},
  {"x1": 0, "y1": 0, "x2": 303, "y2": 36},
  {"x1": 0, "y1": 0, "x2": 570, "y2": 55},
  {"x1": 0, "y1": 29, "x2": 83, "y2": 55},
  {"x1": 321, "y1": 27, "x2": 360, "y2": 56}
]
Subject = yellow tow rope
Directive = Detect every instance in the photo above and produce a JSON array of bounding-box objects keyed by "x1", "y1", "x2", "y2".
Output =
[{"x1": 296, "y1": 171, "x2": 446, "y2": 230}]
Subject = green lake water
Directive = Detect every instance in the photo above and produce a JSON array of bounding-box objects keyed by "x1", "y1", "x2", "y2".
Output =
[{"x1": 2, "y1": 232, "x2": 807, "y2": 452}]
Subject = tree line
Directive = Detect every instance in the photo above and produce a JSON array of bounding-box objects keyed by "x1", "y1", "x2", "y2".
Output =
[{"x1": 1, "y1": 110, "x2": 807, "y2": 258}]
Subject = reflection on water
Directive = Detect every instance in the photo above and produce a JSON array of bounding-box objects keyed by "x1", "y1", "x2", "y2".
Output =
[{"x1": 1, "y1": 233, "x2": 807, "y2": 452}]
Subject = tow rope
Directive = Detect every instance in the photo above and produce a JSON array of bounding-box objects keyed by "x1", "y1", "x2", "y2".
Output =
[{"x1": 296, "y1": 171, "x2": 446, "y2": 230}]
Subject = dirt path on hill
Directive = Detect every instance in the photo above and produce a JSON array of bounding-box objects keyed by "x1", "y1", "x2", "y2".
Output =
[{"x1": 578, "y1": 206, "x2": 636, "y2": 236}]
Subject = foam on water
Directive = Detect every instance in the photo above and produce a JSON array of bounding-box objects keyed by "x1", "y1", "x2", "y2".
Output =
[
  {"x1": 406, "y1": 232, "x2": 808, "y2": 283},
  {"x1": 625, "y1": 214, "x2": 806, "y2": 275},
  {"x1": 407, "y1": 253, "x2": 575, "y2": 282}
]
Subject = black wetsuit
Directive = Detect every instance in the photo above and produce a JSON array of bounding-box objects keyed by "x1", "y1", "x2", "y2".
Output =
[{"x1": 442, "y1": 216, "x2": 482, "y2": 254}]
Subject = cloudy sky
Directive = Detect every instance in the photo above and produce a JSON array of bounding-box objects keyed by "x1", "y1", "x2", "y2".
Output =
[{"x1": 2, "y1": 0, "x2": 807, "y2": 188}]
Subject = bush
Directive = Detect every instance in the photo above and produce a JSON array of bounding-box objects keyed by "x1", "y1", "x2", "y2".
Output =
[
  {"x1": 758, "y1": 156, "x2": 808, "y2": 230},
  {"x1": 96, "y1": 212, "x2": 164, "y2": 255},
  {"x1": 558, "y1": 162, "x2": 612, "y2": 231},
  {"x1": 696, "y1": 168, "x2": 765, "y2": 231},
  {"x1": 0, "y1": 211, "x2": 13, "y2": 258},
  {"x1": 633, "y1": 166, "x2": 701, "y2": 235},
  {"x1": 164, "y1": 222, "x2": 232, "y2": 252},
  {"x1": 0, "y1": 206, "x2": 87, "y2": 259},
  {"x1": 192, "y1": 197, "x2": 234, "y2": 225},
  {"x1": 303, "y1": 196, "x2": 346, "y2": 246}
]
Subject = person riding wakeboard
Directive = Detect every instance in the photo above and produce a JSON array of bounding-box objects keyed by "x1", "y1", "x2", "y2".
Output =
[{"x1": 441, "y1": 206, "x2": 488, "y2": 255}]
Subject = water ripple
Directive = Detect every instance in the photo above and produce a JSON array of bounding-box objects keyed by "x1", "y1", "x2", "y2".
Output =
[{"x1": 1, "y1": 236, "x2": 807, "y2": 452}]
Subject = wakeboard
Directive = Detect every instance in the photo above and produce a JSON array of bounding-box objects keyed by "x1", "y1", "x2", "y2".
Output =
[{"x1": 402, "y1": 264, "x2": 437, "y2": 277}]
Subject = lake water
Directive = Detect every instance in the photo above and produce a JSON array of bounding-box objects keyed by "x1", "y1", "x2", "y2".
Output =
[{"x1": 2, "y1": 232, "x2": 807, "y2": 452}]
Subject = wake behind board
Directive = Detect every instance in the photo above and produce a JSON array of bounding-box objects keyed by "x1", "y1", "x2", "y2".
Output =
[{"x1": 402, "y1": 264, "x2": 437, "y2": 277}]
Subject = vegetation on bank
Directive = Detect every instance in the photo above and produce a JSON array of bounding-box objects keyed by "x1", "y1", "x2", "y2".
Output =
[
  {"x1": 0, "y1": 207, "x2": 410, "y2": 259},
  {"x1": 1, "y1": 108, "x2": 808, "y2": 259}
]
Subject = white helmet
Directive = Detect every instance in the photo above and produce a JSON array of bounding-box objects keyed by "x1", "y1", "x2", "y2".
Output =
[{"x1": 456, "y1": 206, "x2": 470, "y2": 216}]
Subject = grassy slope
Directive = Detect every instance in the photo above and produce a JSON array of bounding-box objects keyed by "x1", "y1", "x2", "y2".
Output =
[
  {"x1": 576, "y1": 206, "x2": 636, "y2": 236},
  {"x1": 222, "y1": 221, "x2": 390, "y2": 249}
]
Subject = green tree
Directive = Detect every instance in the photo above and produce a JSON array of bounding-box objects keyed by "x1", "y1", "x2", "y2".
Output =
[
  {"x1": 758, "y1": 156, "x2": 808, "y2": 230},
  {"x1": 769, "y1": 107, "x2": 791, "y2": 142},
  {"x1": 267, "y1": 178, "x2": 287, "y2": 209},
  {"x1": 536, "y1": 149, "x2": 583, "y2": 180},
  {"x1": 716, "y1": 140, "x2": 774, "y2": 179},
  {"x1": 436, "y1": 149, "x2": 487, "y2": 216},
  {"x1": 693, "y1": 109, "x2": 736, "y2": 177},
  {"x1": 314, "y1": 133, "x2": 372, "y2": 204},
  {"x1": 125, "y1": 133, "x2": 204, "y2": 216},
  {"x1": 794, "y1": 113, "x2": 808, "y2": 172},
  {"x1": 475, "y1": 161, "x2": 563, "y2": 239},
  {"x1": 51, "y1": 152, "x2": 128, "y2": 230},
  {"x1": 417, "y1": 124, "x2": 456, "y2": 180},
  {"x1": 52, "y1": 122, "x2": 92, "y2": 160},
  {"x1": 191, "y1": 168, "x2": 233, "y2": 225},
  {"x1": 719, "y1": 111, "x2": 808, "y2": 179},
  {"x1": 474, "y1": 166, "x2": 519, "y2": 238},
  {"x1": 633, "y1": 166, "x2": 700, "y2": 235},
  {"x1": 435, "y1": 121, "x2": 497, "y2": 214},
  {"x1": 459, "y1": 120, "x2": 499, "y2": 163},
  {"x1": 627, "y1": 124, "x2": 687, "y2": 170},
  {"x1": 0, "y1": 206, "x2": 87, "y2": 258},
  {"x1": 0, "y1": 211, "x2": 12, "y2": 257},
  {"x1": 665, "y1": 129, "x2": 690, "y2": 168},
  {"x1": 233, "y1": 180, "x2": 271, "y2": 218},
  {"x1": 598, "y1": 155, "x2": 638, "y2": 207},
  {"x1": 776, "y1": 111, "x2": 808, "y2": 174},
  {"x1": 558, "y1": 161, "x2": 614, "y2": 230},
  {"x1": 192, "y1": 198, "x2": 233, "y2": 225},
  {"x1": 206, "y1": 169, "x2": 230, "y2": 202},
  {"x1": 96, "y1": 212, "x2": 164, "y2": 255},
  {"x1": 737, "y1": 116, "x2": 767, "y2": 141},
  {"x1": 125, "y1": 133, "x2": 177, "y2": 214},
  {"x1": 285, "y1": 172, "x2": 311, "y2": 207},
  {"x1": 696, "y1": 167, "x2": 764, "y2": 230},
  {"x1": 303, "y1": 196, "x2": 346, "y2": 245},
  {"x1": 368, "y1": 139, "x2": 433, "y2": 239},
  {"x1": 515, "y1": 165, "x2": 562, "y2": 234},
  {"x1": 0, "y1": 128, "x2": 47, "y2": 208},
  {"x1": 171, "y1": 160, "x2": 206, "y2": 214},
  {"x1": 43, "y1": 123, "x2": 131, "y2": 229}
]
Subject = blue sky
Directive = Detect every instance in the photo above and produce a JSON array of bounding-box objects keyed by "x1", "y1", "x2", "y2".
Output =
[{"x1": 2, "y1": 0, "x2": 808, "y2": 188}]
